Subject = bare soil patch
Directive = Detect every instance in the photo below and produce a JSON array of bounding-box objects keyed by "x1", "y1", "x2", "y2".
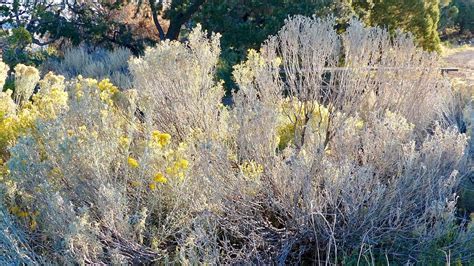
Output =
[{"x1": 442, "y1": 46, "x2": 474, "y2": 86}]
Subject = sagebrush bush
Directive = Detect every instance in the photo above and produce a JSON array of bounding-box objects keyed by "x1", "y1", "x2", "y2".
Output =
[
  {"x1": 0, "y1": 17, "x2": 472, "y2": 264},
  {"x1": 129, "y1": 25, "x2": 228, "y2": 142},
  {"x1": 222, "y1": 17, "x2": 471, "y2": 264},
  {"x1": 45, "y1": 46, "x2": 133, "y2": 89},
  {"x1": 0, "y1": 61, "x2": 8, "y2": 90}
]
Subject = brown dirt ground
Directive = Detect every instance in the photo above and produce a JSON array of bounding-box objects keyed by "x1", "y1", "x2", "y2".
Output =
[{"x1": 442, "y1": 46, "x2": 474, "y2": 86}]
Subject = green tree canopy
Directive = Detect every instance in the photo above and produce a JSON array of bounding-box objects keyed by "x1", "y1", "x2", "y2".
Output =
[
  {"x1": 192, "y1": 0, "x2": 331, "y2": 88},
  {"x1": 368, "y1": 0, "x2": 442, "y2": 52},
  {"x1": 453, "y1": 0, "x2": 474, "y2": 33},
  {"x1": 1, "y1": 0, "x2": 155, "y2": 55}
]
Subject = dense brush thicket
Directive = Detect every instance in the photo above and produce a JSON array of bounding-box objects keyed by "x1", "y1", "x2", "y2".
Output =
[
  {"x1": 0, "y1": 17, "x2": 473, "y2": 264},
  {"x1": 44, "y1": 46, "x2": 133, "y2": 89}
]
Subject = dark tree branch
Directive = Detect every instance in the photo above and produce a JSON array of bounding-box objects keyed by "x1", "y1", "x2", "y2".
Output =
[
  {"x1": 133, "y1": 0, "x2": 144, "y2": 19},
  {"x1": 165, "y1": 0, "x2": 207, "y2": 40},
  {"x1": 149, "y1": 0, "x2": 166, "y2": 40},
  {"x1": 147, "y1": 0, "x2": 207, "y2": 41}
]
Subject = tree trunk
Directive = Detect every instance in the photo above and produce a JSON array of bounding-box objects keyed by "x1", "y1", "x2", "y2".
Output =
[{"x1": 164, "y1": 0, "x2": 207, "y2": 40}]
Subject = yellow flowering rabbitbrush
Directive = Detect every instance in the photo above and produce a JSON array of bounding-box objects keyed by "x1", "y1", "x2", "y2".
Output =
[
  {"x1": 128, "y1": 156, "x2": 139, "y2": 168},
  {"x1": 1, "y1": 20, "x2": 473, "y2": 265},
  {"x1": 151, "y1": 130, "x2": 171, "y2": 148},
  {"x1": 153, "y1": 173, "x2": 168, "y2": 184}
]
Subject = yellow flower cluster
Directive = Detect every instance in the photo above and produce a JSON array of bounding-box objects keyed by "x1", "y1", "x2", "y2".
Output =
[
  {"x1": 151, "y1": 130, "x2": 171, "y2": 148},
  {"x1": 276, "y1": 99, "x2": 330, "y2": 150},
  {"x1": 0, "y1": 67, "x2": 70, "y2": 157},
  {"x1": 98, "y1": 79, "x2": 119, "y2": 105},
  {"x1": 0, "y1": 90, "x2": 38, "y2": 156},
  {"x1": 128, "y1": 156, "x2": 139, "y2": 168},
  {"x1": 165, "y1": 158, "x2": 189, "y2": 180},
  {"x1": 153, "y1": 172, "x2": 168, "y2": 183},
  {"x1": 38, "y1": 72, "x2": 65, "y2": 95},
  {"x1": 149, "y1": 172, "x2": 168, "y2": 191},
  {"x1": 232, "y1": 49, "x2": 266, "y2": 86},
  {"x1": 74, "y1": 76, "x2": 95, "y2": 99},
  {"x1": 119, "y1": 136, "x2": 130, "y2": 149},
  {"x1": 73, "y1": 77, "x2": 120, "y2": 106},
  {"x1": 241, "y1": 160, "x2": 264, "y2": 179},
  {"x1": 143, "y1": 141, "x2": 190, "y2": 190},
  {"x1": 32, "y1": 72, "x2": 68, "y2": 119}
]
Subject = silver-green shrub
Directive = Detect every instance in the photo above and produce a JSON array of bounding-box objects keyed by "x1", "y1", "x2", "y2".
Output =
[
  {"x1": 1, "y1": 17, "x2": 473, "y2": 264},
  {"x1": 225, "y1": 16, "x2": 471, "y2": 263},
  {"x1": 46, "y1": 46, "x2": 133, "y2": 89},
  {"x1": 129, "y1": 24, "x2": 227, "y2": 142}
]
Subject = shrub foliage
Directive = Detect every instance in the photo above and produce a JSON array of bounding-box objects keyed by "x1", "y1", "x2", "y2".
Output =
[{"x1": 0, "y1": 17, "x2": 472, "y2": 264}]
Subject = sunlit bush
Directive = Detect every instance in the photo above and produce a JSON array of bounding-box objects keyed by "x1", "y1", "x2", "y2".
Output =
[
  {"x1": 0, "y1": 61, "x2": 8, "y2": 90},
  {"x1": 226, "y1": 16, "x2": 472, "y2": 263},
  {"x1": 0, "y1": 17, "x2": 473, "y2": 264},
  {"x1": 129, "y1": 25, "x2": 228, "y2": 142},
  {"x1": 46, "y1": 46, "x2": 133, "y2": 89},
  {"x1": 4, "y1": 73, "x2": 199, "y2": 262},
  {"x1": 0, "y1": 69, "x2": 67, "y2": 159}
]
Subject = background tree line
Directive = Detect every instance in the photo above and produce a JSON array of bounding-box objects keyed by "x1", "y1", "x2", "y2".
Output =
[{"x1": 1, "y1": 0, "x2": 472, "y2": 89}]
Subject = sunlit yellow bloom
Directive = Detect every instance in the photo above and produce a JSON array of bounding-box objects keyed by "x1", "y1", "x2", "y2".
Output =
[
  {"x1": 177, "y1": 172, "x2": 185, "y2": 181},
  {"x1": 176, "y1": 159, "x2": 189, "y2": 169},
  {"x1": 149, "y1": 183, "x2": 156, "y2": 190},
  {"x1": 97, "y1": 79, "x2": 119, "y2": 105},
  {"x1": 166, "y1": 166, "x2": 177, "y2": 175},
  {"x1": 119, "y1": 136, "x2": 130, "y2": 149},
  {"x1": 153, "y1": 173, "x2": 168, "y2": 184},
  {"x1": 151, "y1": 130, "x2": 171, "y2": 147},
  {"x1": 98, "y1": 79, "x2": 119, "y2": 94},
  {"x1": 128, "y1": 157, "x2": 139, "y2": 168},
  {"x1": 83, "y1": 77, "x2": 98, "y2": 87},
  {"x1": 274, "y1": 56, "x2": 282, "y2": 66},
  {"x1": 355, "y1": 119, "x2": 364, "y2": 130}
]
